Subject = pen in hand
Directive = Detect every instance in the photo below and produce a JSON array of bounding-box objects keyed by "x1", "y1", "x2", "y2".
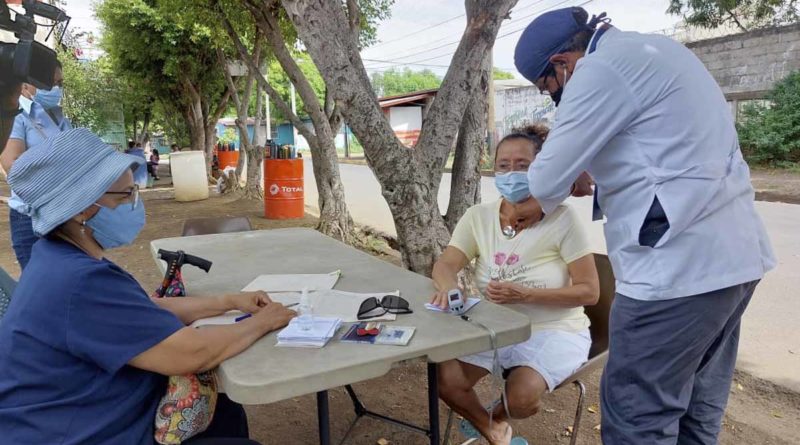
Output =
[{"x1": 235, "y1": 303, "x2": 299, "y2": 323}]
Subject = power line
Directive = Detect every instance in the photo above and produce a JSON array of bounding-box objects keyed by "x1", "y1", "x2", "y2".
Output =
[
  {"x1": 368, "y1": 15, "x2": 465, "y2": 49},
  {"x1": 366, "y1": 0, "x2": 592, "y2": 70},
  {"x1": 363, "y1": 0, "x2": 552, "y2": 61},
  {"x1": 362, "y1": 58, "x2": 451, "y2": 69}
]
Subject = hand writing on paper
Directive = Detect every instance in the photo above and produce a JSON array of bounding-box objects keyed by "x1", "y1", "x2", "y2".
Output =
[
  {"x1": 225, "y1": 291, "x2": 272, "y2": 314},
  {"x1": 253, "y1": 302, "x2": 296, "y2": 332},
  {"x1": 485, "y1": 281, "x2": 529, "y2": 304}
]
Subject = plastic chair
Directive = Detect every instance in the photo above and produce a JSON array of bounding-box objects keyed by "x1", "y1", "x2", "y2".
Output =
[
  {"x1": 181, "y1": 217, "x2": 253, "y2": 237},
  {"x1": 0, "y1": 266, "x2": 18, "y2": 322},
  {"x1": 442, "y1": 253, "x2": 616, "y2": 445},
  {"x1": 552, "y1": 253, "x2": 615, "y2": 445}
]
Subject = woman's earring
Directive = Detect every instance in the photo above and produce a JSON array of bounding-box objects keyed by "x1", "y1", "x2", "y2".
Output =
[{"x1": 80, "y1": 220, "x2": 86, "y2": 234}]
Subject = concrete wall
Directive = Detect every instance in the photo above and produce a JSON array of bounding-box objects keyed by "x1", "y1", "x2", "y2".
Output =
[
  {"x1": 494, "y1": 86, "x2": 555, "y2": 142},
  {"x1": 687, "y1": 23, "x2": 800, "y2": 101}
]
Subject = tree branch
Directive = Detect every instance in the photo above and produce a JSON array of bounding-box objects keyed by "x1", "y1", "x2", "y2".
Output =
[
  {"x1": 217, "y1": 7, "x2": 318, "y2": 145},
  {"x1": 414, "y1": 0, "x2": 518, "y2": 190},
  {"x1": 725, "y1": 8, "x2": 749, "y2": 32},
  {"x1": 244, "y1": 0, "x2": 330, "y2": 132},
  {"x1": 346, "y1": 0, "x2": 360, "y2": 41},
  {"x1": 280, "y1": 0, "x2": 408, "y2": 173}
]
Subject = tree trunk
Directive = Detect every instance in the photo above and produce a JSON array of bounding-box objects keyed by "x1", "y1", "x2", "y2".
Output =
[
  {"x1": 280, "y1": 0, "x2": 515, "y2": 275},
  {"x1": 246, "y1": 66, "x2": 267, "y2": 200},
  {"x1": 223, "y1": 4, "x2": 357, "y2": 244},
  {"x1": 137, "y1": 111, "x2": 151, "y2": 145},
  {"x1": 445, "y1": 51, "x2": 491, "y2": 232}
]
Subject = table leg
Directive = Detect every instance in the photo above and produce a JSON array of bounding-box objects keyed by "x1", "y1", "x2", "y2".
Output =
[
  {"x1": 317, "y1": 390, "x2": 331, "y2": 445},
  {"x1": 428, "y1": 363, "x2": 441, "y2": 445}
]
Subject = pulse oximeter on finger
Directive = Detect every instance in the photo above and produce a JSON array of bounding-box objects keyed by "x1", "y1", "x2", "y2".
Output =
[{"x1": 447, "y1": 289, "x2": 465, "y2": 315}]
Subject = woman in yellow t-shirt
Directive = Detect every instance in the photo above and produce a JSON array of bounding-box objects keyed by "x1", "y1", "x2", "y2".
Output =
[{"x1": 431, "y1": 124, "x2": 599, "y2": 445}]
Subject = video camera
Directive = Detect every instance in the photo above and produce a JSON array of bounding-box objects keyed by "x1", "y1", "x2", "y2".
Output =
[{"x1": 0, "y1": 0, "x2": 70, "y2": 90}]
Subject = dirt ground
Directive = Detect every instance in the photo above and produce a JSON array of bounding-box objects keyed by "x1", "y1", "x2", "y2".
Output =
[{"x1": 0, "y1": 183, "x2": 799, "y2": 445}]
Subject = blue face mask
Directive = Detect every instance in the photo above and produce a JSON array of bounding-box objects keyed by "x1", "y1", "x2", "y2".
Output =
[
  {"x1": 87, "y1": 200, "x2": 146, "y2": 249},
  {"x1": 34, "y1": 86, "x2": 62, "y2": 110},
  {"x1": 495, "y1": 171, "x2": 531, "y2": 203}
]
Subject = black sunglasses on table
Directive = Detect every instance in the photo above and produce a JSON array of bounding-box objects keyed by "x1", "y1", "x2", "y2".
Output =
[{"x1": 357, "y1": 295, "x2": 413, "y2": 320}]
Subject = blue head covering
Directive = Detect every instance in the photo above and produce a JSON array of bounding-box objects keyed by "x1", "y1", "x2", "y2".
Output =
[
  {"x1": 514, "y1": 7, "x2": 607, "y2": 82},
  {"x1": 7, "y1": 128, "x2": 145, "y2": 236}
]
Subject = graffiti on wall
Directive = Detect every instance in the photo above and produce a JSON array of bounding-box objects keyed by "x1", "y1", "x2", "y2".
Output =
[{"x1": 495, "y1": 87, "x2": 556, "y2": 139}]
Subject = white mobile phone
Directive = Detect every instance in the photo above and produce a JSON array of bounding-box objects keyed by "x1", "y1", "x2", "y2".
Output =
[{"x1": 447, "y1": 288, "x2": 465, "y2": 315}]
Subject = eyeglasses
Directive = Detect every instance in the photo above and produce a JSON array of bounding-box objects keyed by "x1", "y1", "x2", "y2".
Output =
[
  {"x1": 535, "y1": 65, "x2": 556, "y2": 96},
  {"x1": 105, "y1": 184, "x2": 140, "y2": 210},
  {"x1": 357, "y1": 295, "x2": 413, "y2": 320}
]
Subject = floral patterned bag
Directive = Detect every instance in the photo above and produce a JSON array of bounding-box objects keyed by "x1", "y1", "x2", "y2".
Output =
[{"x1": 154, "y1": 371, "x2": 218, "y2": 444}]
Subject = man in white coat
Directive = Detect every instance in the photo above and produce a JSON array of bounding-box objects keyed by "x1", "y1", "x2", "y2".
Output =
[{"x1": 514, "y1": 7, "x2": 775, "y2": 444}]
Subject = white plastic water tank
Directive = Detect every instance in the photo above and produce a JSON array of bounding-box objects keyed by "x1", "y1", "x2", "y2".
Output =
[{"x1": 170, "y1": 151, "x2": 209, "y2": 202}]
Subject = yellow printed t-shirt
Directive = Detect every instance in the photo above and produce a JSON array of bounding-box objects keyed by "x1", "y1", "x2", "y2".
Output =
[{"x1": 449, "y1": 200, "x2": 592, "y2": 333}]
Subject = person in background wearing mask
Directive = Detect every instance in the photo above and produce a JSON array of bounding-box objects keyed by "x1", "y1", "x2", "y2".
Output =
[
  {"x1": 514, "y1": 7, "x2": 775, "y2": 444},
  {"x1": 0, "y1": 129, "x2": 295, "y2": 444},
  {"x1": 0, "y1": 60, "x2": 72, "y2": 271},
  {"x1": 430, "y1": 125, "x2": 599, "y2": 445}
]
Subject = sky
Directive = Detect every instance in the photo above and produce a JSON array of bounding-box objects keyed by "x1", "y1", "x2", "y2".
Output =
[{"x1": 60, "y1": 0, "x2": 682, "y2": 78}]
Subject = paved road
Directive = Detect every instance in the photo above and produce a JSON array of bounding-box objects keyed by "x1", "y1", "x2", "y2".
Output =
[{"x1": 303, "y1": 159, "x2": 800, "y2": 392}]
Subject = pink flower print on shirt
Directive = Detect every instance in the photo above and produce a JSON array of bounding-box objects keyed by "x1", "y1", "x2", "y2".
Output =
[
  {"x1": 506, "y1": 254, "x2": 520, "y2": 266},
  {"x1": 494, "y1": 252, "x2": 507, "y2": 266}
]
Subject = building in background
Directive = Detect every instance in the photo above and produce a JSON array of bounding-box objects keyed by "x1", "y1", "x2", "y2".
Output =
[
  {"x1": 493, "y1": 79, "x2": 554, "y2": 142},
  {"x1": 378, "y1": 89, "x2": 437, "y2": 147}
]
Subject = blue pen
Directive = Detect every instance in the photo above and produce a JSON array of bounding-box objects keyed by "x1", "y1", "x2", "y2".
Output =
[{"x1": 235, "y1": 314, "x2": 252, "y2": 322}]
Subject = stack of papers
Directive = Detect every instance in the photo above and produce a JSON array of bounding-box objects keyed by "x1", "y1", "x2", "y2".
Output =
[
  {"x1": 242, "y1": 271, "x2": 341, "y2": 293},
  {"x1": 276, "y1": 316, "x2": 342, "y2": 348}
]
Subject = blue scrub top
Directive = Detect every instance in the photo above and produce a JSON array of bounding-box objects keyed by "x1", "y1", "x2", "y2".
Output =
[
  {"x1": 126, "y1": 147, "x2": 149, "y2": 186},
  {"x1": 8, "y1": 96, "x2": 73, "y2": 213},
  {"x1": 0, "y1": 238, "x2": 184, "y2": 444}
]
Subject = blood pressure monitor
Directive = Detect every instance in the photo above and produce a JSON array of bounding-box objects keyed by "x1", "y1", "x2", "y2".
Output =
[{"x1": 447, "y1": 288, "x2": 465, "y2": 315}]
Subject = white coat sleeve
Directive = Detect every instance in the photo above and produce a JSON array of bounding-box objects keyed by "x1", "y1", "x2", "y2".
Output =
[{"x1": 528, "y1": 60, "x2": 641, "y2": 214}]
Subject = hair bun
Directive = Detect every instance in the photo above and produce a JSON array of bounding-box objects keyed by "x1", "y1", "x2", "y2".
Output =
[{"x1": 511, "y1": 123, "x2": 550, "y2": 142}]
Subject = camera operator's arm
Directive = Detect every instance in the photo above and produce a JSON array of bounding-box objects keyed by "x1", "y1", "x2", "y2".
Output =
[
  {"x1": 0, "y1": 137, "x2": 24, "y2": 172},
  {"x1": 0, "y1": 83, "x2": 21, "y2": 158}
]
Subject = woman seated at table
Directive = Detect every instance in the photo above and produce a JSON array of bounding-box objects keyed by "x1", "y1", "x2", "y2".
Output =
[
  {"x1": 430, "y1": 125, "x2": 599, "y2": 445},
  {"x1": 0, "y1": 129, "x2": 296, "y2": 445}
]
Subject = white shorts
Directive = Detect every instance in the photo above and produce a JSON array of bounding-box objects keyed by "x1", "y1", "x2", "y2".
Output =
[{"x1": 459, "y1": 329, "x2": 591, "y2": 391}]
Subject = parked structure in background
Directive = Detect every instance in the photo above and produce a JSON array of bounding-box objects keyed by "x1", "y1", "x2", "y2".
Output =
[
  {"x1": 377, "y1": 89, "x2": 437, "y2": 147},
  {"x1": 685, "y1": 22, "x2": 800, "y2": 121}
]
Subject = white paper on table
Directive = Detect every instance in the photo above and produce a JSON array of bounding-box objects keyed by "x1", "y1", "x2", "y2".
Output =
[
  {"x1": 190, "y1": 310, "x2": 246, "y2": 328},
  {"x1": 271, "y1": 289, "x2": 400, "y2": 323},
  {"x1": 425, "y1": 298, "x2": 481, "y2": 314},
  {"x1": 241, "y1": 270, "x2": 341, "y2": 293}
]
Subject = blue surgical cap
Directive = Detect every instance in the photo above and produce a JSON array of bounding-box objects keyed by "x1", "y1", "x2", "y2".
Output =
[{"x1": 514, "y1": 7, "x2": 604, "y2": 82}]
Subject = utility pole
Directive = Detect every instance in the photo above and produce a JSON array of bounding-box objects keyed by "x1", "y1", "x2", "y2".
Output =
[
  {"x1": 290, "y1": 82, "x2": 298, "y2": 147},
  {"x1": 487, "y1": 52, "x2": 497, "y2": 158},
  {"x1": 265, "y1": 67, "x2": 271, "y2": 143}
]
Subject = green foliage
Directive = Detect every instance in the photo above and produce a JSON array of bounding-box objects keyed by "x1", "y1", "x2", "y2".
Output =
[
  {"x1": 737, "y1": 71, "x2": 800, "y2": 164},
  {"x1": 357, "y1": 0, "x2": 394, "y2": 47},
  {"x1": 58, "y1": 49, "x2": 122, "y2": 135},
  {"x1": 218, "y1": 127, "x2": 237, "y2": 144},
  {"x1": 667, "y1": 0, "x2": 800, "y2": 30},
  {"x1": 492, "y1": 67, "x2": 515, "y2": 80},
  {"x1": 264, "y1": 52, "x2": 327, "y2": 123},
  {"x1": 370, "y1": 67, "x2": 442, "y2": 97},
  {"x1": 96, "y1": 0, "x2": 229, "y2": 137}
]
